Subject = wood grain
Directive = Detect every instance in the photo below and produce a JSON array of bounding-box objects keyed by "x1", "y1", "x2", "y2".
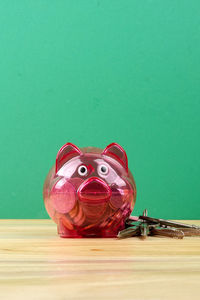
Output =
[{"x1": 0, "y1": 220, "x2": 200, "y2": 300}]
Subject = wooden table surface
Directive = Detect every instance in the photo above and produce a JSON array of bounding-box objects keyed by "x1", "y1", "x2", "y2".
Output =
[{"x1": 0, "y1": 220, "x2": 200, "y2": 300}]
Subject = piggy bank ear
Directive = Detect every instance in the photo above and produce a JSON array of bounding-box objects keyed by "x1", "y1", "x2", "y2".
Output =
[
  {"x1": 55, "y1": 143, "x2": 82, "y2": 173},
  {"x1": 102, "y1": 143, "x2": 128, "y2": 172}
]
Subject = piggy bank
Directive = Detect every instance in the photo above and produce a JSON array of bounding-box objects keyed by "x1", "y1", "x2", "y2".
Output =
[{"x1": 43, "y1": 143, "x2": 136, "y2": 238}]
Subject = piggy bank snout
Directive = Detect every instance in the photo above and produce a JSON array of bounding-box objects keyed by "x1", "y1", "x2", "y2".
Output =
[{"x1": 78, "y1": 177, "x2": 111, "y2": 203}]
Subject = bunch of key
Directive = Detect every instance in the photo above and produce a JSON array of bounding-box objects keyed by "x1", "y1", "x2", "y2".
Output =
[{"x1": 117, "y1": 209, "x2": 200, "y2": 239}]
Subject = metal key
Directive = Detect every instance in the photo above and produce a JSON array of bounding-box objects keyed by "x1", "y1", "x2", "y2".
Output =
[
  {"x1": 117, "y1": 225, "x2": 141, "y2": 239},
  {"x1": 118, "y1": 209, "x2": 200, "y2": 239},
  {"x1": 149, "y1": 227, "x2": 185, "y2": 239},
  {"x1": 139, "y1": 215, "x2": 200, "y2": 230}
]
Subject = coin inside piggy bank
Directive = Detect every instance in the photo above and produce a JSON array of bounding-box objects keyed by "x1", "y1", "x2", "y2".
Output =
[{"x1": 43, "y1": 143, "x2": 136, "y2": 238}]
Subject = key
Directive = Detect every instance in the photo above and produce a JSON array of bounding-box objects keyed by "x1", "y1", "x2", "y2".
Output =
[
  {"x1": 139, "y1": 215, "x2": 200, "y2": 230},
  {"x1": 139, "y1": 221, "x2": 149, "y2": 239},
  {"x1": 140, "y1": 209, "x2": 200, "y2": 237},
  {"x1": 118, "y1": 209, "x2": 200, "y2": 239},
  {"x1": 176, "y1": 227, "x2": 200, "y2": 237},
  {"x1": 150, "y1": 227, "x2": 184, "y2": 239},
  {"x1": 117, "y1": 225, "x2": 141, "y2": 239}
]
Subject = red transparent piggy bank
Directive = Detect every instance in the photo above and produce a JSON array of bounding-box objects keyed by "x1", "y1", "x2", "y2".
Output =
[{"x1": 43, "y1": 143, "x2": 136, "y2": 238}]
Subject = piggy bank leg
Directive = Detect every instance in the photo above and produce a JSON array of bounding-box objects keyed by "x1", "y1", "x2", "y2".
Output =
[{"x1": 57, "y1": 219, "x2": 82, "y2": 238}]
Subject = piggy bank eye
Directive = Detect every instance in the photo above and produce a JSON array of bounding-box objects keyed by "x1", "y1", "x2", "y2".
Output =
[
  {"x1": 78, "y1": 165, "x2": 88, "y2": 176},
  {"x1": 98, "y1": 164, "x2": 109, "y2": 175}
]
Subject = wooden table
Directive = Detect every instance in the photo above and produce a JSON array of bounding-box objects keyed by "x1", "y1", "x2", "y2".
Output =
[{"x1": 0, "y1": 220, "x2": 200, "y2": 300}]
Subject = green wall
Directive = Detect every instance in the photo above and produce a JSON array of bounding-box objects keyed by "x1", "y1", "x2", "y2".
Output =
[{"x1": 0, "y1": 0, "x2": 200, "y2": 219}]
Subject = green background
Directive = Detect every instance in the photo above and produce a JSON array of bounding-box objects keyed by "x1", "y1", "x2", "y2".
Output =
[{"x1": 0, "y1": 0, "x2": 200, "y2": 219}]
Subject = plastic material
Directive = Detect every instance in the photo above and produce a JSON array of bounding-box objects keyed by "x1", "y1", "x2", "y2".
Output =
[{"x1": 43, "y1": 143, "x2": 136, "y2": 238}]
